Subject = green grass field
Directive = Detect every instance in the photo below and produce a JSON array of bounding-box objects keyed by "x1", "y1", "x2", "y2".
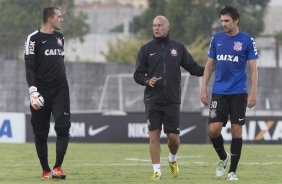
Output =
[{"x1": 0, "y1": 143, "x2": 281, "y2": 184}]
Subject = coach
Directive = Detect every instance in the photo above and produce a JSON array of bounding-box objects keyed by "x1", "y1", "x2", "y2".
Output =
[{"x1": 133, "y1": 15, "x2": 204, "y2": 181}]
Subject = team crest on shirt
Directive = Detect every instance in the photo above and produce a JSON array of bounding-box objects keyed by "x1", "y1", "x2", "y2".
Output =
[
  {"x1": 233, "y1": 41, "x2": 243, "y2": 51},
  {"x1": 170, "y1": 48, "x2": 178, "y2": 56},
  {"x1": 209, "y1": 109, "x2": 217, "y2": 118},
  {"x1": 56, "y1": 37, "x2": 63, "y2": 46}
]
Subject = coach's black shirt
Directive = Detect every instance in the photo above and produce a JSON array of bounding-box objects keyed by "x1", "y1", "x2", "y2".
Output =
[
  {"x1": 134, "y1": 35, "x2": 204, "y2": 104},
  {"x1": 24, "y1": 30, "x2": 67, "y2": 88}
]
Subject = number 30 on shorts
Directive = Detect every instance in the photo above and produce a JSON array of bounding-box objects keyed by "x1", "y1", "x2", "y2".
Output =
[{"x1": 210, "y1": 101, "x2": 217, "y2": 109}]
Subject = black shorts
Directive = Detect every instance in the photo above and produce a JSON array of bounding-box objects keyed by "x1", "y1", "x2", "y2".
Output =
[
  {"x1": 30, "y1": 82, "x2": 70, "y2": 135},
  {"x1": 208, "y1": 93, "x2": 247, "y2": 126},
  {"x1": 145, "y1": 103, "x2": 180, "y2": 134}
]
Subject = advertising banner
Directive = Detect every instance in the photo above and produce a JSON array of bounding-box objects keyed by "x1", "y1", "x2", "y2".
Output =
[
  {"x1": 26, "y1": 112, "x2": 207, "y2": 143},
  {"x1": 222, "y1": 117, "x2": 282, "y2": 143},
  {"x1": 26, "y1": 113, "x2": 282, "y2": 144},
  {"x1": 0, "y1": 112, "x2": 25, "y2": 143}
]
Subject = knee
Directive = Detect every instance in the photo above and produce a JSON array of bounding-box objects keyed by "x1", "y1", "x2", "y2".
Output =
[
  {"x1": 55, "y1": 124, "x2": 70, "y2": 137},
  {"x1": 208, "y1": 128, "x2": 221, "y2": 138},
  {"x1": 149, "y1": 130, "x2": 161, "y2": 144},
  {"x1": 54, "y1": 115, "x2": 71, "y2": 137},
  {"x1": 208, "y1": 123, "x2": 223, "y2": 138},
  {"x1": 167, "y1": 133, "x2": 180, "y2": 146},
  {"x1": 231, "y1": 124, "x2": 242, "y2": 138},
  {"x1": 32, "y1": 121, "x2": 50, "y2": 139},
  {"x1": 34, "y1": 133, "x2": 48, "y2": 142}
]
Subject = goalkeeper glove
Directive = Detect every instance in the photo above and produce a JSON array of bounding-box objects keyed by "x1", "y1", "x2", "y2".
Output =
[{"x1": 29, "y1": 86, "x2": 44, "y2": 110}]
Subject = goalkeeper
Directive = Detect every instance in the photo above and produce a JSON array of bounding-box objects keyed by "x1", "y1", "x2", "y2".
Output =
[{"x1": 24, "y1": 6, "x2": 70, "y2": 180}]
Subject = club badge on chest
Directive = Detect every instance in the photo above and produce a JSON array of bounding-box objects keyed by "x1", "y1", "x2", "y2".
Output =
[
  {"x1": 170, "y1": 48, "x2": 178, "y2": 56},
  {"x1": 57, "y1": 37, "x2": 63, "y2": 47}
]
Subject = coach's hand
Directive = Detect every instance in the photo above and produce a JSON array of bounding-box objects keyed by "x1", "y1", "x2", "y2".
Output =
[
  {"x1": 147, "y1": 77, "x2": 162, "y2": 87},
  {"x1": 29, "y1": 86, "x2": 44, "y2": 110}
]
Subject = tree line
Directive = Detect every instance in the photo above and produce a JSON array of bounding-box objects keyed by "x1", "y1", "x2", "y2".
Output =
[
  {"x1": 0, "y1": 0, "x2": 270, "y2": 63},
  {"x1": 105, "y1": 0, "x2": 270, "y2": 64},
  {"x1": 0, "y1": 0, "x2": 89, "y2": 59}
]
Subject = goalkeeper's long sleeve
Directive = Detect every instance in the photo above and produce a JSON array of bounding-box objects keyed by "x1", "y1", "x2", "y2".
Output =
[{"x1": 25, "y1": 57, "x2": 36, "y2": 87}]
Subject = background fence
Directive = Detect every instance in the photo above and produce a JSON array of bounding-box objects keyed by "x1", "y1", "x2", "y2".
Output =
[{"x1": 0, "y1": 60, "x2": 282, "y2": 113}]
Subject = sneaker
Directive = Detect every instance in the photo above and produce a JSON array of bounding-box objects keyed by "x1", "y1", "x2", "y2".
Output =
[
  {"x1": 169, "y1": 161, "x2": 179, "y2": 178},
  {"x1": 151, "y1": 172, "x2": 161, "y2": 181},
  {"x1": 227, "y1": 172, "x2": 239, "y2": 181},
  {"x1": 41, "y1": 170, "x2": 52, "y2": 179},
  {"x1": 52, "y1": 167, "x2": 66, "y2": 179},
  {"x1": 216, "y1": 154, "x2": 230, "y2": 177}
]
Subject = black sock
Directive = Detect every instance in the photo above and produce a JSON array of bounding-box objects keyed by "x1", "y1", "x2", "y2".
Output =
[
  {"x1": 34, "y1": 136, "x2": 50, "y2": 171},
  {"x1": 54, "y1": 152, "x2": 66, "y2": 169},
  {"x1": 229, "y1": 138, "x2": 242, "y2": 173},
  {"x1": 53, "y1": 135, "x2": 69, "y2": 168},
  {"x1": 210, "y1": 135, "x2": 227, "y2": 160}
]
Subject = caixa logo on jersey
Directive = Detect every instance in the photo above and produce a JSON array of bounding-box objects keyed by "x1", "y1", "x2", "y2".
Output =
[
  {"x1": 0, "y1": 113, "x2": 25, "y2": 143},
  {"x1": 45, "y1": 49, "x2": 64, "y2": 56},
  {"x1": 222, "y1": 119, "x2": 282, "y2": 143},
  {"x1": 216, "y1": 54, "x2": 239, "y2": 62}
]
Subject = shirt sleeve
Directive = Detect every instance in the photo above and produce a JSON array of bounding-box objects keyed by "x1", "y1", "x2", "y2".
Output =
[
  {"x1": 62, "y1": 36, "x2": 65, "y2": 60},
  {"x1": 24, "y1": 35, "x2": 37, "y2": 87},
  {"x1": 133, "y1": 46, "x2": 149, "y2": 86},
  {"x1": 247, "y1": 37, "x2": 259, "y2": 60},
  {"x1": 208, "y1": 36, "x2": 216, "y2": 59},
  {"x1": 180, "y1": 45, "x2": 204, "y2": 77}
]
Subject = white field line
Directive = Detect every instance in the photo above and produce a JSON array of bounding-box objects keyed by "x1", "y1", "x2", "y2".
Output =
[
  {"x1": 9, "y1": 161, "x2": 282, "y2": 167},
  {"x1": 124, "y1": 155, "x2": 203, "y2": 162},
  {"x1": 2, "y1": 154, "x2": 282, "y2": 167},
  {"x1": 123, "y1": 155, "x2": 282, "y2": 166}
]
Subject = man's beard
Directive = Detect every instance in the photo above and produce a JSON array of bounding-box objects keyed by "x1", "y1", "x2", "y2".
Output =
[
  {"x1": 224, "y1": 28, "x2": 231, "y2": 33},
  {"x1": 54, "y1": 26, "x2": 61, "y2": 31}
]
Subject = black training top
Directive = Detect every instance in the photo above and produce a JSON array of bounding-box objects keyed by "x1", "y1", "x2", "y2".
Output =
[
  {"x1": 134, "y1": 34, "x2": 204, "y2": 104},
  {"x1": 24, "y1": 30, "x2": 67, "y2": 88}
]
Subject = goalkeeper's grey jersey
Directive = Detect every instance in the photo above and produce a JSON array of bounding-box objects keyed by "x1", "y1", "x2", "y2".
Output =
[{"x1": 24, "y1": 30, "x2": 67, "y2": 88}]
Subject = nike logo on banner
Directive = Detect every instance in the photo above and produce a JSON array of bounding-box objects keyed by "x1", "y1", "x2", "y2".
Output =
[
  {"x1": 88, "y1": 125, "x2": 110, "y2": 136},
  {"x1": 149, "y1": 53, "x2": 156, "y2": 56},
  {"x1": 180, "y1": 125, "x2": 197, "y2": 137}
]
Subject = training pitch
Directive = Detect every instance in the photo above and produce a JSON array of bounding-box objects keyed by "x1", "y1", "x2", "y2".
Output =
[{"x1": 0, "y1": 143, "x2": 281, "y2": 184}]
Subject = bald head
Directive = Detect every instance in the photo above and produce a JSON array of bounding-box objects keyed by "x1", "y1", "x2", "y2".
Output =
[
  {"x1": 154, "y1": 16, "x2": 170, "y2": 27},
  {"x1": 153, "y1": 15, "x2": 170, "y2": 38}
]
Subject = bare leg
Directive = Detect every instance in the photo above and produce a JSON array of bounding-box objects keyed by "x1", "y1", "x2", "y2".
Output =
[
  {"x1": 167, "y1": 133, "x2": 180, "y2": 155},
  {"x1": 149, "y1": 129, "x2": 161, "y2": 164}
]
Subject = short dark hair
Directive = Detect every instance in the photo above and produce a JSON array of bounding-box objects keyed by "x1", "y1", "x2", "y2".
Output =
[
  {"x1": 42, "y1": 7, "x2": 60, "y2": 24},
  {"x1": 219, "y1": 5, "x2": 240, "y2": 21}
]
